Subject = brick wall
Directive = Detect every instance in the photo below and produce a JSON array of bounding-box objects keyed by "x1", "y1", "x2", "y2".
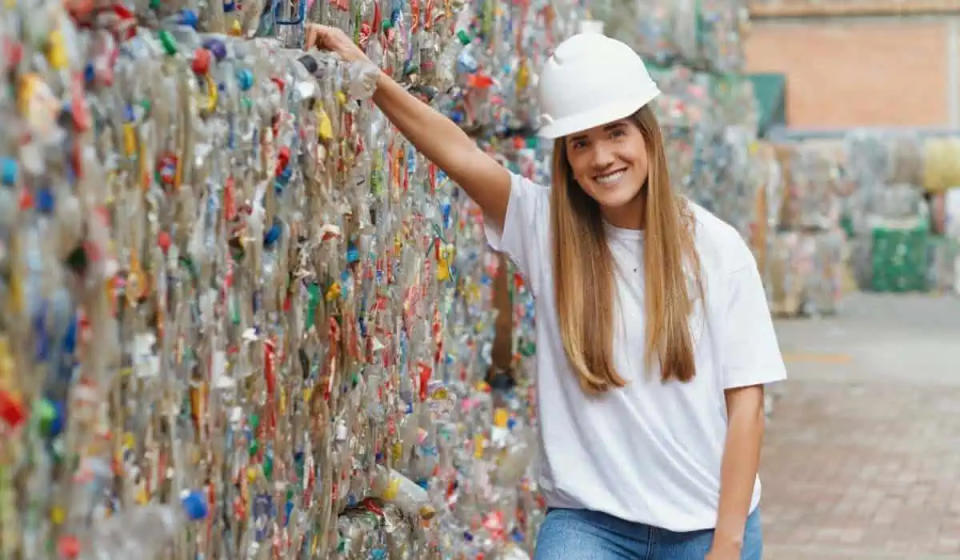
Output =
[
  {"x1": 749, "y1": 0, "x2": 960, "y2": 17},
  {"x1": 744, "y1": 18, "x2": 952, "y2": 128}
]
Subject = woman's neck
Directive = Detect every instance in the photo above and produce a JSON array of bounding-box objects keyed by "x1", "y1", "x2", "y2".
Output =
[{"x1": 600, "y1": 190, "x2": 646, "y2": 230}]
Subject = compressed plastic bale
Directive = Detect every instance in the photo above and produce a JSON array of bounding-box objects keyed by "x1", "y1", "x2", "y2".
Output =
[
  {"x1": 0, "y1": 0, "x2": 584, "y2": 556},
  {"x1": 626, "y1": 0, "x2": 747, "y2": 73},
  {"x1": 778, "y1": 146, "x2": 842, "y2": 230},
  {"x1": 870, "y1": 224, "x2": 930, "y2": 292},
  {"x1": 927, "y1": 236, "x2": 960, "y2": 294},
  {"x1": 923, "y1": 137, "x2": 960, "y2": 193},
  {"x1": 764, "y1": 230, "x2": 848, "y2": 316},
  {"x1": 889, "y1": 133, "x2": 924, "y2": 186},
  {"x1": 845, "y1": 129, "x2": 890, "y2": 191},
  {"x1": 946, "y1": 187, "x2": 960, "y2": 239},
  {"x1": 867, "y1": 183, "x2": 926, "y2": 220}
]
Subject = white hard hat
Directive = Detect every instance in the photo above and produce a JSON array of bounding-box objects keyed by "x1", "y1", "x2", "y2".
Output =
[{"x1": 537, "y1": 31, "x2": 660, "y2": 139}]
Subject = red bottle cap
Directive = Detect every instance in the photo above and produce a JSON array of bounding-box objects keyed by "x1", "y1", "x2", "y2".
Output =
[
  {"x1": 0, "y1": 390, "x2": 26, "y2": 428},
  {"x1": 192, "y1": 48, "x2": 211, "y2": 74}
]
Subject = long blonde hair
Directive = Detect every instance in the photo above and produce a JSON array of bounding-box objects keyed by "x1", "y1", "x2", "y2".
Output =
[{"x1": 550, "y1": 105, "x2": 702, "y2": 393}]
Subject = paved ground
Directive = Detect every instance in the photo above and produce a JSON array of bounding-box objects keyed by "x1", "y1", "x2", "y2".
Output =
[{"x1": 762, "y1": 292, "x2": 960, "y2": 560}]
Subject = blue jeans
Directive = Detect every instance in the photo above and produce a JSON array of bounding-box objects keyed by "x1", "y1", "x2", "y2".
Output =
[{"x1": 534, "y1": 507, "x2": 763, "y2": 560}]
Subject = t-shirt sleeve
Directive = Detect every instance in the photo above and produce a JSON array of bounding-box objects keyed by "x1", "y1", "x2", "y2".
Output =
[
  {"x1": 720, "y1": 258, "x2": 788, "y2": 389},
  {"x1": 482, "y1": 172, "x2": 550, "y2": 283}
]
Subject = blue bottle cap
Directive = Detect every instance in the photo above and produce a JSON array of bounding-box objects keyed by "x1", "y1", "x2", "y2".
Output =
[
  {"x1": 178, "y1": 9, "x2": 199, "y2": 29},
  {"x1": 278, "y1": 166, "x2": 292, "y2": 185},
  {"x1": 1, "y1": 157, "x2": 17, "y2": 186},
  {"x1": 63, "y1": 315, "x2": 78, "y2": 354},
  {"x1": 236, "y1": 68, "x2": 254, "y2": 91},
  {"x1": 181, "y1": 490, "x2": 209, "y2": 520},
  {"x1": 263, "y1": 220, "x2": 282, "y2": 247},
  {"x1": 36, "y1": 188, "x2": 55, "y2": 213}
]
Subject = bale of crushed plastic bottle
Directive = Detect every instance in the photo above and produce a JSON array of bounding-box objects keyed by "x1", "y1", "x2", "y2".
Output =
[{"x1": 923, "y1": 137, "x2": 960, "y2": 193}]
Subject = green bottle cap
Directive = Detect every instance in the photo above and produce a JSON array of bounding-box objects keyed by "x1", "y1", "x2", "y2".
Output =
[
  {"x1": 37, "y1": 399, "x2": 56, "y2": 433},
  {"x1": 158, "y1": 30, "x2": 178, "y2": 56},
  {"x1": 263, "y1": 454, "x2": 273, "y2": 480}
]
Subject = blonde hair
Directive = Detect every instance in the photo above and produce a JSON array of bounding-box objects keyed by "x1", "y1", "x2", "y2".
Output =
[{"x1": 550, "y1": 105, "x2": 702, "y2": 393}]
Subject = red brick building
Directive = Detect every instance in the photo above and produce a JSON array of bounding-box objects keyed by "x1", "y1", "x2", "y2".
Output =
[{"x1": 745, "y1": 0, "x2": 960, "y2": 129}]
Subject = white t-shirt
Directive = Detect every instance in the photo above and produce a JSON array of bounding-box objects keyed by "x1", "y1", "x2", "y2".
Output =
[{"x1": 484, "y1": 173, "x2": 787, "y2": 532}]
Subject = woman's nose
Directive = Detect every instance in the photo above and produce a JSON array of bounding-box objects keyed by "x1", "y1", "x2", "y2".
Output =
[{"x1": 591, "y1": 142, "x2": 616, "y2": 169}]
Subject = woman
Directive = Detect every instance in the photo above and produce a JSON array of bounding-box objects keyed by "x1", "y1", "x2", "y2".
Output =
[{"x1": 306, "y1": 25, "x2": 786, "y2": 560}]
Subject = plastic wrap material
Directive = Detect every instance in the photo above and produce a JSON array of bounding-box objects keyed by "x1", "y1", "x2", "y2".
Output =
[
  {"x1": 765, "y1": 230, "x2": 846, "y2": 316},
  {"x1": 778, "y1": 146, "x2": 843, "y2": 231},
  {"x1": 930, "y1": 188, "x2": 960, "y2": 294},
  {"x1": 596, "y1": 0, "x2": 748, "y2": 73},
  {"x1": 946, "y1": 187, "x2": 960, "y2": 239},
  {"x1": 845, "y1": 130, "x2": 891, "y2": 191},
  {"x1": 865, "y1": 183, "x2": 927, "y2": 221},
  {"x1": 649, "y1": 67, "x2": 762, "y2": 239},
  {"x1": 868, "y1": 224, "x2": 930, "y2": 292},
  {"x1": 923, "y1": 137, "x2": 960, "y2": 194},
  {"x1": 889, "y1": 134, "x2": 924, "y2": 186},
  {"x1": 928, "y1": 236, "x2": 960, "y2": 295}
]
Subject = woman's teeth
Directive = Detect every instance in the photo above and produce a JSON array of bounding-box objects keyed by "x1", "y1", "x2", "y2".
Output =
[{"x1": 595, "y1": 170, "x2": 625, "y2": 185}]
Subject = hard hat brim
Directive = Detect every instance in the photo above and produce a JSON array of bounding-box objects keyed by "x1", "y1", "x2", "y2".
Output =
[{"x1": 536, "y1": 89, "x2": 660, "y2": 140}]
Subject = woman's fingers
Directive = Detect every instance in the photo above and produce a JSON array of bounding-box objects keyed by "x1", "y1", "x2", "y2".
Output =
[
  {"x1": 303, "y1": 24, "x2": 367, "y2": 63},
  {"x1": 305, "y1": 25, "x2": 337, "y2": 50},
  {"x1": 305, "y1": 24, "x2": 330, "y2": 50},
  {"x1": 305, "y1": 24, "x2": 318, "y2": 49},
  {"x1": 304, "y1": 24, "x2": 332, "y2": 50}
]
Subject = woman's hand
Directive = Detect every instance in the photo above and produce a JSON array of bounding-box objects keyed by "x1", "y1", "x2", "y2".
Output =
[
  {"x1": 705, "y1": 539, "x2": 742, "y2": 560},
  {"x1": 304, "y1": 24, "x2": 369, "y2": 64}
]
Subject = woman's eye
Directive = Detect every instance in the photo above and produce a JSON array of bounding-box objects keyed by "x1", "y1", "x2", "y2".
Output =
[{"x1": 611, "y1": 129, "x2": 626, "y2": 138}]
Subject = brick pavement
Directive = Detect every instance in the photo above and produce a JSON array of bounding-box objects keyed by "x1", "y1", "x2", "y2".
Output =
[{"x1": 760, "y1": 293, "x2": 960, "y2": 560}]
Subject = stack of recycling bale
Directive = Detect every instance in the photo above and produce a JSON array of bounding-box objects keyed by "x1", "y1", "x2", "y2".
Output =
[
  {"x1": 845, "y1": 130, "x2": 960, "y2": 294},
  {"x1": 762, "y1": 142, "x2": 849, "y2": 316},
  {"x1": 0, "y1": 0, "x2": 593, "y2": 558},
  {"x1": 921, "y1": 137, "x2": 960, "y2": 294}
]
